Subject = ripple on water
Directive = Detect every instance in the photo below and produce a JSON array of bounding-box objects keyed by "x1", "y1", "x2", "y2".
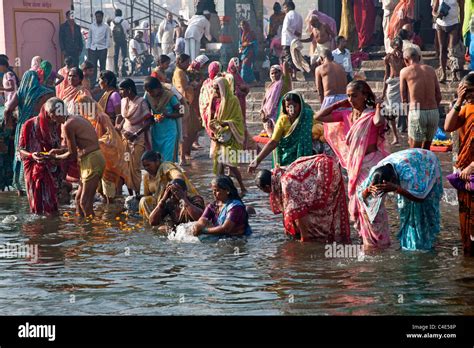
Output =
[{"x1": 0, "y1": 139, "x2": 472, "y2": 315}]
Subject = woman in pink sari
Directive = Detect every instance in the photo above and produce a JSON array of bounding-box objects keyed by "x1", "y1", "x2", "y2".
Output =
[
  {"x1": 259, "y1": 61, "x2": 292, "y2": 136},
  {"x1": 315, "y1": 80, "x2": 390, "y2": 249},
  {"x1": 199, "y1": 61, "x2": 222, "y2": 136}
]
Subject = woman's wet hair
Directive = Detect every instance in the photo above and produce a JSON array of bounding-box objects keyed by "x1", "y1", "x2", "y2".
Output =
[
  {"x1": 282, "y1": 93, "x2": 301, "y2": 114},
  {"x1": 347, "y1": 80, "x2": 376, "y2": 108},
  {"x1": 144, "y1": 76, "x2": 162, "y2": 91},
  {"x1": 256, "y1": 169, "x2": 271, "y2": 189},
  {"x1": 212, "y1": 175, "x2": 241, "y2": 201},
  {"x1": 141, "y1": 150, "x2": 162, "y2": 163},
  {"x1": 119, "y1": 78, "x2": 138, "y2": 95},
  {"x1": 99, "y1": 70, "x2": 117, "y2": 88},
  {"x1": 170, "y1": 178, "x2": 187, "y2": 191},
  {"x1": 371, "y1": 164, "x2": 397, "y2": 186}
]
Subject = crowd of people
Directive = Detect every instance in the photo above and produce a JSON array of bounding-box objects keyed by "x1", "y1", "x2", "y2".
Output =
[{"x1": 0, "y1": 1, "x2": 472, "y2": 256}]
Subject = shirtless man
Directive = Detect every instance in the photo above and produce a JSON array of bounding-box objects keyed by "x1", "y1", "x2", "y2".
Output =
[
  {"x1": 301, "y1": 15, "x2": 335, "y2": 68},
  {"x1": 400, "y1": 47, "x2": 442, "y2": 149},
  {"x1": 382, "y1": 37, "x2": 406, "y2": 144},
  {"x1": 49, "y1": 98, "x2": 105, "y2": 217},
  {"x1": 315, "y1": 49, "x2": 347, "y2": 108}
]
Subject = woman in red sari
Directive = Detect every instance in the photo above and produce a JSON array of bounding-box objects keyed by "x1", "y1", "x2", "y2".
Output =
[
  {"x1": 256, "y1": 154, "x2": 350, "y2": 242},
  {"x1": 199, "y1": 61, "x2": 222, "y2": 136},
  {"x1": 353, "y1": 0, "x2": 376, "y2": 50},
  {"x1": 387, "y1": 0, "x2": 415, "y2": 41},
  {"x1": 18, "y1": 98, "x2": 63, "y2": 215}
]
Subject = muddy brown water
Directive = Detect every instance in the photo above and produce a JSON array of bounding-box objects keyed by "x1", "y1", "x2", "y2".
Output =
[{"x1": 0, "y1": 128, "x2": 473, "y2": 315}]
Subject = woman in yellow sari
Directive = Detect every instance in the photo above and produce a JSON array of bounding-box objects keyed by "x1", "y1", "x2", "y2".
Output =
[
  {"x1": 207, "y1": 77, "x2": 247, "y2": 195},
  {"x1": 139, "y1": 150, "x2": 200, "y2": 219},
  {"x1": 76, "y1": 95, "x2": 130, "y2": 203}
]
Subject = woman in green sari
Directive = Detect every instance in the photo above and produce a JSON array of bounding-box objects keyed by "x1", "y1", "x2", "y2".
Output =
[
  {"x1": 5, "y1": 70, "x2": 54, "y2": 194},
  {"x1": 207, "y1": 77, "x2": 247, "y2": 195},
  {"x1": 248, "y1": 91, "x2": 314, "y2": 172}
]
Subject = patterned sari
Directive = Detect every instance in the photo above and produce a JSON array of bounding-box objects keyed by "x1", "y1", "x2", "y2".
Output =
[
  {"x1": 358, "y1": 149, "x2": 443, "y2": 251},
  {"x1": 270, "y1": 154, "x2": 350, "y2": 242},
  {"x1": 324, "y1": 108, "x2": 390, "y2": 248},
  {"x1": 274, "y1": 91, "x2": 314, "y2": 167},
  {"x1": 19, "y1": 105, "x2": 62, "y2": 214},
  {"x1": 139, "y1": 161, "x2": 200, "y2": 219},
  {"x1": 200, "y1": 62, "x2": 222, "y2": 135},
  {"x1": 13, "y1": 70, "x2": 53, "y2": 191}
]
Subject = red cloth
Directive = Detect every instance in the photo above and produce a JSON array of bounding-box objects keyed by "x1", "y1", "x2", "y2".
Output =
[
  {"x1": 353, "y1": 0, "x2": 376, "y2": 49},
  {"x1": 19, "y1": 106, "x2": 62, "y2": 214}
]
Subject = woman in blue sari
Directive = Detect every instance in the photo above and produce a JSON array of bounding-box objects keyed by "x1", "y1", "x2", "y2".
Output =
[
  {"x1": 239, "y1": 20, "x2": 258, "y2": 84},
  {"x1": 358, "y1": 148, "x2": 443, "y2": 251},
  {"x1": 143, "y1": 76, "x2": 182, "y2": 162},
  {"x1": 4, "y1": 70, "x2": 54, "y2": 194},
  {"x1": 193, "y1": 175, "x2": 252, "y2": 237}
]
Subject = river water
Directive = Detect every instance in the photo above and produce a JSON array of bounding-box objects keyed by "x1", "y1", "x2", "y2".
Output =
[{"x1": 0, "y1": 132, "x2": 473, "y2": 315}]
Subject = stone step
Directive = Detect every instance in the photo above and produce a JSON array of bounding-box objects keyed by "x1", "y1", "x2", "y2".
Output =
[
  {"x1": 360, "y1": 57, "x2": 439, "y2": 70},
  {"x1": 271, "y1": 80, "x2": 459, "y2": 92}
]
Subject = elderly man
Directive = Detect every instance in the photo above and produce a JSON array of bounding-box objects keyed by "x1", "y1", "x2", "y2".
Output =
[
  {"x1": 400, "y1": 47, "x2": 442, "y2": 149},
  {"x1": 184, "y1": 11, "x2": 212, "y2": 60},
  {"x1": 301, "y1": 14, "x2": 335, "y2": 68},
  {"x1": 159, "y1": 12, "x2": 178, "y2": 55},
  {"x1": 49, "y1": 100, "x2": 105, "y2": 217}
]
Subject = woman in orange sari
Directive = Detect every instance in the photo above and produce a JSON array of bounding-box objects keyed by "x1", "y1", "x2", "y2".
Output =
[
  {"x1": 445, "y1": 75, "x2": 474, "y2": 256},
  {"x1": 315, "y1": 80, "x2": 390, "y2": 249},
  {"x1": 76, "y1": 95, "x2": 130, "y2": 203},
  {"x1": 62, "y1": 67, "x2": 92, "y2": 114},
  {"x1": 387, "y1": 0, "x2": 415, "y2": 41}
]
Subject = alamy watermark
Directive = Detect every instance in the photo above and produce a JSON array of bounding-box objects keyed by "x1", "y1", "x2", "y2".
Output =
[
  {"x1": 0, "y1": 243, "x2": 38, "y2": 262},
  {"x1": 324, "y1": 242, "x2": 365, "y2": 261},
  {"x1": 217, "y1": 147, "x2": 258, "y2": 165}
]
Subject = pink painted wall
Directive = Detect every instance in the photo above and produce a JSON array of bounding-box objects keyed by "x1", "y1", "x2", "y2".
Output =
[{"x1": 0, "y1": 0, "x2": 71, "y2": 77}]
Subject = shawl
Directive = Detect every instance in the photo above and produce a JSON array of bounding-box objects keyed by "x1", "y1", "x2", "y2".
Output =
[
  {"x1": 145, "y1": 89, "x2": 174, "y2": 113},
  {"x1": 262, "y1": 65, "x2": 291, "y2": 121},
  {"x1": 226, "y1": 57, "x2": 248, "y2": 98},
  {"x1": 274, "y1": 91, "x2": 314, "y2": 166},
  {"x1": 211, "y1": 77, "x2": 245, "y2": 146}
]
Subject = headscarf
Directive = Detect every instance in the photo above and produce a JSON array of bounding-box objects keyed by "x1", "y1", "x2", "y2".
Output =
[
  {"x1": 208, "y1": 61, "x2": 222, "y2": 79},
  {"x1": 274, "y1": 91, "x2": 314, "y2": 166},
  {"x1": 195, "y1": 54, "x2": 209, "y2": 66},
  {"x1": 211, "y1": 77, "x2": 245, "y2": 146},
  {"x1": 30, "y1": 56, "x2": 42, "y2": 71},
  {"x1": 227, "y1": 57, "x2": 240, "y2": 74},
  {"x1": 38, "y1": 60, "x2": 52, "y2": 85},
  {"x1": 270, "y1": 65, "x2": 282, "y2": 82}
]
